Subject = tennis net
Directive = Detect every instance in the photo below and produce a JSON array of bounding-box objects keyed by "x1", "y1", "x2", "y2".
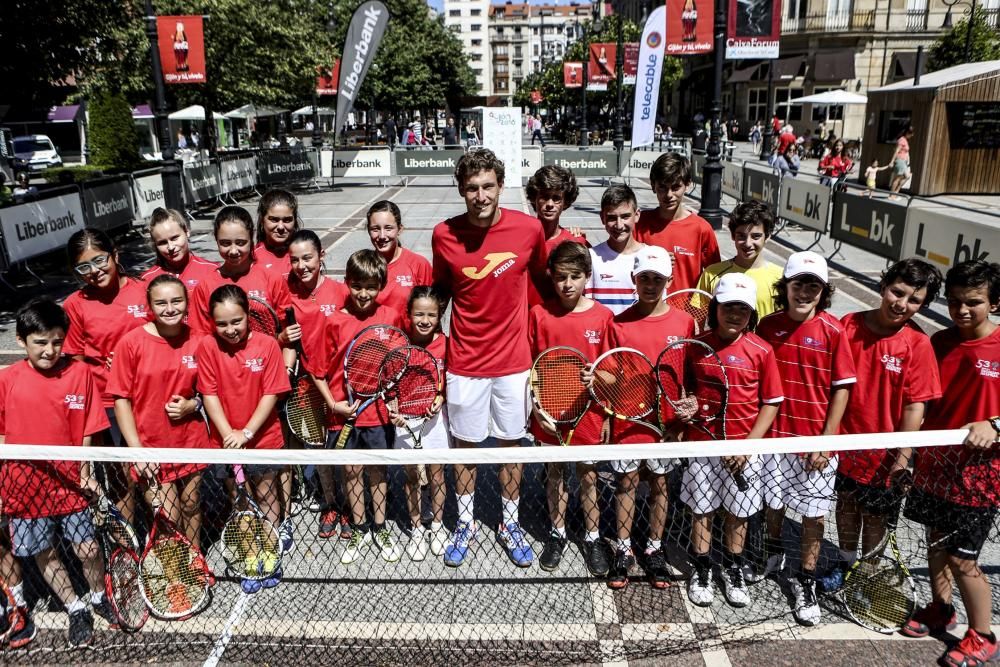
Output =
[{"x1": 0, "y1": 429, "x2": 996, "y2": 664}]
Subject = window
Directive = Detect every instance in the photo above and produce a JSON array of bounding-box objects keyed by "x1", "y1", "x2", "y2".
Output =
[
  {"x1": 533, "y1": 26, "x2": 539, "y2": 34},
  {"x1": 471, "y1": 38, "x2": 482, "y2": 46},
  {"x1": 775, "y1": 87, "x2": 804, "y2": 121},
  {"x1": 449, "y1": 9, "x2": 461, "y2": 16},
  {"x1": 449, "y1": 24, "x2": 461, "y2": 32},
  {"x1": 748, "y1": 88, "x2": 768, "y2": 123},
  {"x1": 514, "y1": 46, "x2": 522, "y2": 57},
  {"x1": 471, "y1": 23, "x2": 481, "y2": 31},
  {"x1": 810, "y1": 87, "x2": 844, "y2": 121},
  {"x1": 471, "y1": 8, "x2": 481, "y2": 15},
  {"x1": 905, "y1": 0, "x2": 929, "y2": 30},
  {"x1": 878, "y1": 110, "x2": 912, "y2": 144},
  {"x1": 495, "y1": 45, "x2": 507, "y2": 55},
  {"x1": 472, "y1": 53, "x2": 483, "y2": 61},
  {"x1": 496, "y1": 26, "x2": 504, "y2": 34},
  {"x1": 533, "y1": 44, "x2": 539, "y2": 56},
  {"x1": 495, "y1": 63, "x2": 508, "y2": 73}
]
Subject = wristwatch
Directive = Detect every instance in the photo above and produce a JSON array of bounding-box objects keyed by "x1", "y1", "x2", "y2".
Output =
[
  {"x1": 989, "y1": 417, "x2": 1000, "y2": 436},
  {"x1": 242, "y1": 428, "x2": 255, "y2": 441}
]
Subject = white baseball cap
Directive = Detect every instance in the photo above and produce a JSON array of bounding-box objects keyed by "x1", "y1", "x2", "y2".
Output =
[
  {"x1": 714, "y1": 273, "x2": 757, "y2": 310},
  {"x1": 783, "y1": 251, "x2": 829, "y2": 283},
  {"x1": 632, "y1": 245, "x2": 672, "y2": 279}
]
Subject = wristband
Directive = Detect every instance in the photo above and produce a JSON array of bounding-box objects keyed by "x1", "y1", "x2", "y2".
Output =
[
  {"x1": 989, "y1": 417, "x2": 1000, "y2": 436},
  {"x1": 242, "y1": 428, "x2": 255, "y2": 441}
]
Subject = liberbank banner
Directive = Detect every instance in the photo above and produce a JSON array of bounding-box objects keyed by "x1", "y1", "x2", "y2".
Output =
[
  {"x1": 0, "y1": 192, "x2": 86, "y2": 264},
  {"x1": 220, "y1": 156, "x2": 257, "y2": 193},
  {"x1": 184, "y1": 163, "x2": 222, "y2": 203},
  {"x1": 394, "y1": 150, "x2": 465, "y2": 176},
  {"x1": 544, "y1": 150, "x2": 618, "y2": 177},
  {"x1": 82, "y1": 177, "x2": 135, "y2": 232},
  {"x1": 132, "y1": 170, "x2": 165, "y2": 220},
  {"x1": 257, "y1": 151, "x2": 315, "y2": 185},
  {"x1": 320, "y1": 149, "x2": 392, "y2": 178},
  {"x1": 831, "y1": 190, "x2": 907, "y2": 261},
  {"x1": 902, "y1": 205, "x2": 996, "y2": 272},
  {"x1": 742, "y1": 165, "x2": 779, "y2": 212}
]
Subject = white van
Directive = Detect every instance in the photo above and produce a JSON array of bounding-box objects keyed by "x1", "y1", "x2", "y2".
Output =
[{"x1": 13, "y1": 134, "x2": 63, "y2": 172}]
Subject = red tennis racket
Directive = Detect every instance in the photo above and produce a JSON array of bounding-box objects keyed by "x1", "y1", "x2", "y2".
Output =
[
  {"x1": 383, "y1": 345, "x2": 443, "y2": 449},
  {"x1": 529, "y1": 346, "x2": 591, "y2": 446},
  {"x1": 589, "y1": 347, "x2": 661, "y2": 437},
  {"x1": 666, "y1": 289, "x2": 713, "y2": 334}
]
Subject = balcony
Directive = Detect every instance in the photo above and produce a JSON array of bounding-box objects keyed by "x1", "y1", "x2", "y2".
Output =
[
  {"x1": 905, "y1": 9, "x2": 928, "y2": 31},
  {"x1": 781, "y1": 10, "x2": 876, "y2": 33}
]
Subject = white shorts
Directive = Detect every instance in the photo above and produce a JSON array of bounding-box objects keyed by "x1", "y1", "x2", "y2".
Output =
[
  {"x1": 680, "y1": 455, "x2": 763, "y2": 518},
  {"x1": 394, "y1": 411, "x2": 450, "y2": 450},
  {"x1": 446, "y1": 370, "x2": 530, "y2": 442},
  {"x1": 763, "y1": 452, "x2": 837, "y2": 518},
  {"x1": 610, "y1": 458, "x2": 676, "y2": 475}
]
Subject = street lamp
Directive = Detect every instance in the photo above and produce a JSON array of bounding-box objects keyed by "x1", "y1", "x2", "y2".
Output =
[
  {"x1": 698, "y1": 0, "x2": 726, "y2": 229},
  {"x1": 612, "y1": 7, "x2": 625, "y2": 166},
  {"x1": 144, "y1": 0, "x2": 184, "y2": 211},
  {"x1": 942, "y1": 0, "x2": 978, "y2": 62},
  {"x1": 313, "y1": 2, "x2": 337, "y2": 148},
  {"x1": 760, "y1": 62, "x2": 775, "y2": 162}
]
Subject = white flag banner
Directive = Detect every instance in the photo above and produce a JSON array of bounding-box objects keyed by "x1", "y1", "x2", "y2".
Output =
[{"x1": 631, "y1": 5, "x2": 666, "y2": 149}]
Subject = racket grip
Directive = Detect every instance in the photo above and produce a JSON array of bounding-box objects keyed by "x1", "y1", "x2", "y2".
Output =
[
  {"x1": 285, "y1": 308, "x2": 296, "y2": 325},
  {"x1": 234, "y1": 464, "x2": 246, "y2": 486},
  {"x1": 335, "y1": 424, "x2": 353, "y2": 449},
  {"x1": 732, "y1": 471, "x2": 750, "y2": 493}
]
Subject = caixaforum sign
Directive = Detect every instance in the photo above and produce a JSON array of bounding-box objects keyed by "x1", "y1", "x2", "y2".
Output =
[{"x1": 0, "y1": 192, "x2": 86, "y2": 264}]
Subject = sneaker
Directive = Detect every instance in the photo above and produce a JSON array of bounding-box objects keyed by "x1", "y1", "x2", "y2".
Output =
[
  {"x1": 279, "y1": 517, "x2": 294, "y2": 554},
  {"x1": 721, "y1": 565, "x2": 751, "y2": 608},
  {"x1": 539, "y1": 530, "x2": 568, "y2": 572},
  {"x1": 92, "y1": 594, "x2": 118, "y2": 627},
  {"x1": 318, "y1": 510, "x2": 340, "y2": 539},
  {"x1": 341, "y1": 528, "x2": 373, "y2": 565},
  {"x1": 407, "y1": 526, "x2": 428, "y2": 561},
  {"x1": 443, "y1": 521, "x2": 478, "y2": 567},
  {"x1": 192, "y1": 554, "x2": 216, "y2": 587},
  {"x1": 68, "y1": 608, "x2": 94, "y2": 648},
  {"x1": 791, "y1": 576, "x2": 821, "y2": 626},
  {"x1": 166, "y1": 581, "x2": 193, "y2": 614},
  {"x1": 901, "y1": 601, "x2": 958, "y2": 638},
  {"x1": 7, "y1": 607, "x2": 34, "y2": 649},
  {"x1": 261, "y1": 567, "x2": 282, "y2": 590},
  {"x1": 583, "y1": 539, "x2": 611, "y2": 577},
  {"x1": 429, "y1": 525, "x2": 448, "y2": 557},
  {"x1": 644, "y1": 547, "x2": 671, "y2": 589},
  {"x1": 240, "y1": 577, "x2": 263, "y2": 594},
  {"x1": 817, "y1": 560, "x2": 850, "y2": 594},
  {"x1": 941, "y1": 628, "x2": 1000, "y2": 667},
  {"x1": 687, "y1": 568, "x2": 715, "y2": 607},
  {"x1": 339, "y1": 515, "x2": 353, "y2": 540},
  {"x1": 498, "y1": 522, "x2": 535, "y2": 568},
  {"x1": 607, "y1": 548, "x2": 635, "y2": 590},
  {"x1": 376, "y1": 526, "x2": 402, "y2": 562},
  {"x1": 762, "y1": 552, "x2": 786, "y2": 579}
]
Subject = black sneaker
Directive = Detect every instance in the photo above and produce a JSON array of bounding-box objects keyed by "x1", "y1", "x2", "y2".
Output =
[
  {"x1": 7, "y1": 607, "x2": 35, "y2": 649},
  {"x1": 92, "y1": 595, "x2": 118, "y2": 628},
  {"x1": 644, "y1": 547, "x2": 671, "y2": 589},
  {"x1": 68, "y1": 608, "x2": 94, "y2": 648},
  {"x1": 539, "y1": 531, "x2": 568, "y2": 572},
  {"x1": 607, "y1": 547, "x2": 635, "y2": 590},
  {"x1": 584, "y1": 539, "x2": 611, "y2": 577}
]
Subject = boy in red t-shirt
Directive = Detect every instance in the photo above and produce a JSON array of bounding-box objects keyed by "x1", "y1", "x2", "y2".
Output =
[
  {"x1": 0, "y1": 299, "x2": 114, "y2": 648},
  {"x1": 633, "y1": 153, "x2": 720, "y2": 292},
  {"x1": 528, "y1": 241, "x2": 614, "y2": 576},
  {"x1": 525, "y1": 165, "x2": 588, "y2": 307},
  {"x1": 901, "y1": 260, "x2": 1000, "y2": 667},
  {"x1": 835, "y1": 259, "x2": 943, "y2": 583}
]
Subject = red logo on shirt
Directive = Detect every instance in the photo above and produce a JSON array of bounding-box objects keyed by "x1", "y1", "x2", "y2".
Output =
[
  {"x1": 64, "y1": 394, "x2": 85, "y2": 410},
  {"x1": 462, "y1": 252, "x2": 517, "y2": 280},
  {"x1": 244, "y1": 357, "x2": 265, "y2": 373},
  {"x1": 247, "y1": 290, "x2": 266, "y2": 301},
  {"x1": 975, "y1": 358, "x2": 999, "y2": 379},
  {"x1": 881, "y1": 354, "x2": 902, "y2": 374}
]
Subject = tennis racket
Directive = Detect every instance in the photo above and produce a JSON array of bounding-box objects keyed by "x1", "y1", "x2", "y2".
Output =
[
  {"x1": 529, "y1": 346, "x2": 591, "y2": 446},
  {"x1": 334, "y1": 324, "x2": 409, "y2": 449},
  {"x1": 656, "y1": 338, "x2": 749, "y2": 492},
  {"x1": 383, "y1": 345, "x2": 443, "y2": 450},
  {"x1": 247, "y1": 295, "x2": 282, "y2": 339},
  {"x1": 221, "y1": 464, "x2": 282, "y2": 582},
  {"x1": 589, "y1": 347, "x2": 662, "y2": 436},
  {"x1": 666, "y1": 289, "x2": 713, "y2": 334},
  {"x1": 0, "y1": 576, "x2": 19, "y2": 644},
  {"x1": 282, "y1": 308, "x2": 327, "y2": 447},
  {"x1": 93, "y1": 495, "x2": 146, "y2": 631},
  {"x1": 840, "y1": 504, "x2": 916, "y2": 634},
  {"x1": 138, "y1": 481, "x2": 212, "y2": 620}
]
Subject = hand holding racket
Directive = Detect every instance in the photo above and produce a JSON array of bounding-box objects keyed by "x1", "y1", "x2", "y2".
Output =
[
  {"x1": 529, "y1": 346, "x2": 591, "y2": 446},
  {"x1": 384, "y1": 345, "x2": 443, "y2": 449},
  {"x1": 588, "y1": 347, "x2": 662, "y2": 437},
  {"x1": 93, "y1": 496, "x2": 146, "y2": 632},
  {"x1": 282, "y1": 308, "x2": 328, "y2": 447}
]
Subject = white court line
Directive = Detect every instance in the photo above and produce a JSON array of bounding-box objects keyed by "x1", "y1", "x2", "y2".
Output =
[
  {"x1": 203, "y1": 591, "x2": 251, "y2": 667},
  {"x1": 682, "y1": 590, "x2": 735, "y2": 667},
  {"x1": 322, "y1": 180, "x2": 409, "y2": 253}
]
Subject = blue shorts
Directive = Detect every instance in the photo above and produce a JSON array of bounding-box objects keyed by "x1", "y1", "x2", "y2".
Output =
[
  {"x1": 9, "y1": 509, "x2": 96, "y2": 558},
  {"x1": 327, "y1": 425, "x2": 394, "y2": 451}
]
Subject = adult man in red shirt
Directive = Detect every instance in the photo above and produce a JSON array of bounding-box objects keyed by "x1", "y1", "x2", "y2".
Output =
[
  {"x1": 432, "y1": 149, "x2": 547, "y2": 568},
  {"x1": 776, "y1": 125, "x2": 797, "y2": 156}
]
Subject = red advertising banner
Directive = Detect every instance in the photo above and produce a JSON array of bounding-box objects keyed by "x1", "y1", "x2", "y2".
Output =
[
  {"x1": 316, "y1": 60, "x2": 341, "y2": 96},
  {"x1": 726, "y1": 0, "x2": 781, "y2": 59},
  {"x1": 587, "y1": 43, "x2": 641, "y2": 88},
  {"x1": 156, "y1": 16, "x2": 206, "y2": 84},
  {"x1": 564, "y1": 62, "x2": 584, "y2": 88},
  {"x1": 530, "y1": 90, "x2": 544, "y2": 104},
  {"x1": 665, "y1": 0, "x2": 714, "y2": 55}
]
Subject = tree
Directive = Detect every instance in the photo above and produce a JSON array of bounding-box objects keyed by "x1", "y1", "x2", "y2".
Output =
[
  {"x1": 88, "y1": 90, "x2": 141, "y2": 170},
  {"x1": 928, "y1": 7, "x2": 1000, "y2": 71}
]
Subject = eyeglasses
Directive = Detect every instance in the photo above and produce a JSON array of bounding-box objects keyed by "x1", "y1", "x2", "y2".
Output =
[
  {"x1": 73, "y1": 254, "x2": 112, "y2": 276},
  {"x1": 266, "y1": 215, "x2": 295, "y2": 225}
]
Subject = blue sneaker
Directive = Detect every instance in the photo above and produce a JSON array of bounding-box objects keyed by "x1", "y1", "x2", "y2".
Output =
[
  {"x1": 817, "y1": 561, "x2": 848, "y2": 593},
  {"x1": 279, "y1": 517, "x2": 294, "y2": 554},
  {"x1": 443, "y1": 521, "x2": 477, "y2": 567},
  {"x1": 498, "y1": 521, "x2": 534, "y2": 567},
  {"x1": 241, "y1": 577, "x2": 263, "y2": 594},
  {"x1": 261, "y1": 567, "x2": 282, "y2": 590}
]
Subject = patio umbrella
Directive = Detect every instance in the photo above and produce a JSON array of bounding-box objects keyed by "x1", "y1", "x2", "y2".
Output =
[
  {"x1": 168, "y1": 105, "x2": 225, "y2": 120},
  {"x1": 224, "y1": 104, "x2": 288, "y2": 119},
  {"x1": 788, "y1": 90, "x2": 868, "y2": 139}
]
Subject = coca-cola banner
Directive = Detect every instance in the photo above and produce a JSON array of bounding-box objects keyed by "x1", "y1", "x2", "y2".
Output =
[
  {"x1": 564, "y1": 62, "x2": 584, "y2": 88},
  {"x1": 725, "y1": 0, "x2": 781, "y2": 59},
  {"x1": 156, "y1": 16, "x2": 207, "y2": 84},
  {"x1": 666, "y1": 0, "x2": 713, "y2": 55},
  {"x1": 586, "y1": 44, "x2": 639, "y2": 90},
  {"x1": 316, "y1": 60, "x2": 341, "y2": 96}
]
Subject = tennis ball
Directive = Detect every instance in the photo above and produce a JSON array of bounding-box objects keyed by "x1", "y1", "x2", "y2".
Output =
[{"x1": 244, "y1": 552, "x2": 279, "y2": 577}]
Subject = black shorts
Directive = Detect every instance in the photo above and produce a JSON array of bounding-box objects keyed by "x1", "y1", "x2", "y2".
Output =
[
  {"x1": 326, "y1": 425, "x2": 394, "y2": 451},
  {"x1": 904, "y1": 487, "x2": 997, "y2": 561},
  {"x1": 103, "y1": 407, "x2": 124, "y2": 446},
  {"x1": 836, "y1": 473, "x2": 903, "y2": 515}
]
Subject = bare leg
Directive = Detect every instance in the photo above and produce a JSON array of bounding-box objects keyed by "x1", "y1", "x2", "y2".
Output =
[
  {"x1": 647, "y1": 473, "x2": 668, "y2": 545},
  {"x1": 800, "y1": 516, "x2": 824, "y2": 573},
  {"x1": 949, "y1": 556, "x2": 993, "y2": 635},
  {"x1": 576, "y1": 463, "x2": 599, "y2": 535},
  {"x1": 546, "y1": 462, "x2": 567, "y2": 531},
  {"x1": 404, "y1": 465, "x2": 421, "y2": 528},
  {"x1": 345, "y1": 465, "x2": 366, "y2": 526},
  {"x1": 369, "y1": 466, "x2": 387, "y2": 526},
  {"x1": 615, "y1": 470, "x2": 638, "y2": 541}
]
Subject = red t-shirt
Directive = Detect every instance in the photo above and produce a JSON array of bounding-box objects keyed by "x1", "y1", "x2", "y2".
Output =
[
  {"x1": 757, "y1": 311, "x2": 857, "y2": 438},
  {"x1": 254, "y1": 242, "x2": 292, "y2": 277},
  {"x1": 610, "y1": 305, "x2": 695, "y2": 443},
  {"x1": 528, "y1": 227, "x2": 589, "y2": 308},
  {"x1": 0, "y1": 359, "x2": 108, "y2": 518},
  {"x1": 916, "y1": 326, "x2": 1000, "y2": 507},
  {"x1": 686, "y1": 331, "x2": 784, "y2": 441},
  {"x1": 188, "y1": 263, "x2": 293, "y2": 336},
  {"x1": 777, "y1": 131, "x2": 796, "y2": 155},
  {"x1": 378, "y1": 247, "x2": 433, "y2": 314},
  {"x1": 633, "y1": 211, "x2": 721, "y2": 292},
  {"x1": 838, "y1": 312, "x2": 942, "y2": 485},
  {"x1": 62, "y1": 277, "x2": 151, "y2": 407},
  {"x1": 528, "y1": 300, "x2": 614, "y2": 445},
  {"x1": 432, "y1": 208, "x2": 546, "y2": 377},
  {"x1": 140, "y1": 253, "x2": 219, "y2": 292},
  {"x1": 310, "y1": 305, "x2": 404, "y2": 429},
  {"x1": 196, "y1": 332, "x2": 291, "y2": 449},
  {"x1": 819, "y1": 154, "x2": 853, "y2": 179},
  {"x1": 288, "y1": 276, "x2": 349, "y2": 368}
]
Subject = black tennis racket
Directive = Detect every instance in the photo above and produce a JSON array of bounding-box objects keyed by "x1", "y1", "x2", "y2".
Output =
[
  {"x1": 589, "y1": 347, "x2": 661, "y2": 437},
  {"x1": 94, "y1": 496, "x2": 146, "y2": 632},
  {"x1": 247, "y1": 295, "x2": 282, "y2": 339},
  {"x1": 283, "y1": 308, "x2": 327, "y2": 447},
  {"x1": 529, "y1": 346, "x2": 591, "y2": 446}
]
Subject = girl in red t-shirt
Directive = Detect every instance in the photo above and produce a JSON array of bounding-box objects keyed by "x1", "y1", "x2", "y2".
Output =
[
  {"x1": 141, "y1": 208, "x2": 219, "y2": 289},
  {"x1": 254, "y1": 189, "x2": 300, "y2": 276},
  {"x1": 818, "y1": 140, "x2": 855, "y2": 186},
  {"x1": 366, "y1": 200, "x2": 432, "y2": 315},
  {"x1": 108, "y1": 275, "x2": 212, "y2": 555}
]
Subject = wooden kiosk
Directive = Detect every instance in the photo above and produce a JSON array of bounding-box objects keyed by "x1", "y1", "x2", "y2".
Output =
[{"x1": 863, "y1": 60, "x2": 1000, "y2": 196}]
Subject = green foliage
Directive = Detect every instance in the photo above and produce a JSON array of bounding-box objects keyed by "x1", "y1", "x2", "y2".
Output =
[
  {"x1": 41, "y1": 165, "x2": 107, "y2": 184},
  {"x1": 88, "y1": 91, "x2": 141, "y2": 171},
  {"x1": 928, "y1": 7, "x2": 1000, "y2": 71}
]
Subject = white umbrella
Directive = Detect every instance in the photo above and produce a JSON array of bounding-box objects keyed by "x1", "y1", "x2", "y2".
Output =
[
  {"x1": 168, "y1": 105, "x2": 225, "y2": 120},
  {"x1": 224, "y1": 104, "x2": 288, "y2": 119},
  {"x1": 291, "y1": 105, "x2": 336, "y2": 116},
  {"x1": 788, "y1": 90, "x2": 868, "y2": 105}
]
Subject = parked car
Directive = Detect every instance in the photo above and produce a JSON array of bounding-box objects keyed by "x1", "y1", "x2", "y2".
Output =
[{"x1": 13, "y1": 134, "x2": 63, "y2": 172}]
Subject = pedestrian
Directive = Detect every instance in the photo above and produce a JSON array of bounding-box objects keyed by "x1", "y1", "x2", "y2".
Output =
[
  {"x1": 385, "y1": 116, "x2": 397, "y2": 150},
  {"x1": 442, "y1": 117, "x2": 458, "y2": 147},
  {"x1": 864, "y1": 158, "x2": 892, "y2": 197},
  {"x1": 466, "y1": 121, "x2": 479, "y2": 147},
  {"x1": 776, "y1": 125, "x2": 796, "y2": 156},
  {"x1": 890, "y1": 125, "x2": 914, "y2": 198},
  {"x1": 818, "y1": 139, "x2": 854, "y2": 187},
  {"x1": 749, "y1": 121, "x2": 762, "y2": 155},
  {"x1": 411, "y1": 113, "x2": 423, "y2": 144},
  {"x1": 531, "y1": 115, "x2": 546, "y2": 147},
  {"x1": 772, "y1": 144, "x2": 800, "y2": 178}
]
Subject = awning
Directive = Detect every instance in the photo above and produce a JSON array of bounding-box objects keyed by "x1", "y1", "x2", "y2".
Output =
[
  {"x1": 132, "y1": 104, "x2": 154, "y2": 119},
  {"x1": 291, "y1": 106, "x2": 336, "y2": 117},
  {"x1": 890, "y1": 52, "x2": 918, "y2": 81},
  {"x1": 47, "y1": 104, "x2": 82, "y2": 123},
  {"x1": 773, "y1": 56, "x2": 806, "y2": 78},
  {"x1": 813, "y1": 52, "x2": 856, "y2": 81},
  {"x1": 727, "y1": 65, "x2": 760, "y2": 84},
  {"x1": 168, "y1": 105, "x2": 226, "y2": 121}
]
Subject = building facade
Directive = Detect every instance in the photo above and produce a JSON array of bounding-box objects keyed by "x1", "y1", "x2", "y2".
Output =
[{"x1": 444, "y1": 0, "x2": 493, "y2": 96}]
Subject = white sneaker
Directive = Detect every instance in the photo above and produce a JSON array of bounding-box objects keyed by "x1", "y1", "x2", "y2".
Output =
[
  {"x1": 340, "y1": 529, "x2": 372, "y2": 564},
  {"x1": 406, "y1": 526, "x2": 428, "y2": 561},
  {"x1": 376, "y1": 526, "x2": 402, "y2": 562},
  {"x1": 687, "y1": 568, "x2": 715, "y2": 607},
  {"x1": 722, "y1": 565, "x2": 751, "y2": 608},
  {"x1": 792, "y1": 576, "x2": 821, "y2": 626},
  {"x1": 428, "y1": 525, "x2": 448, "y2": 557}
]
